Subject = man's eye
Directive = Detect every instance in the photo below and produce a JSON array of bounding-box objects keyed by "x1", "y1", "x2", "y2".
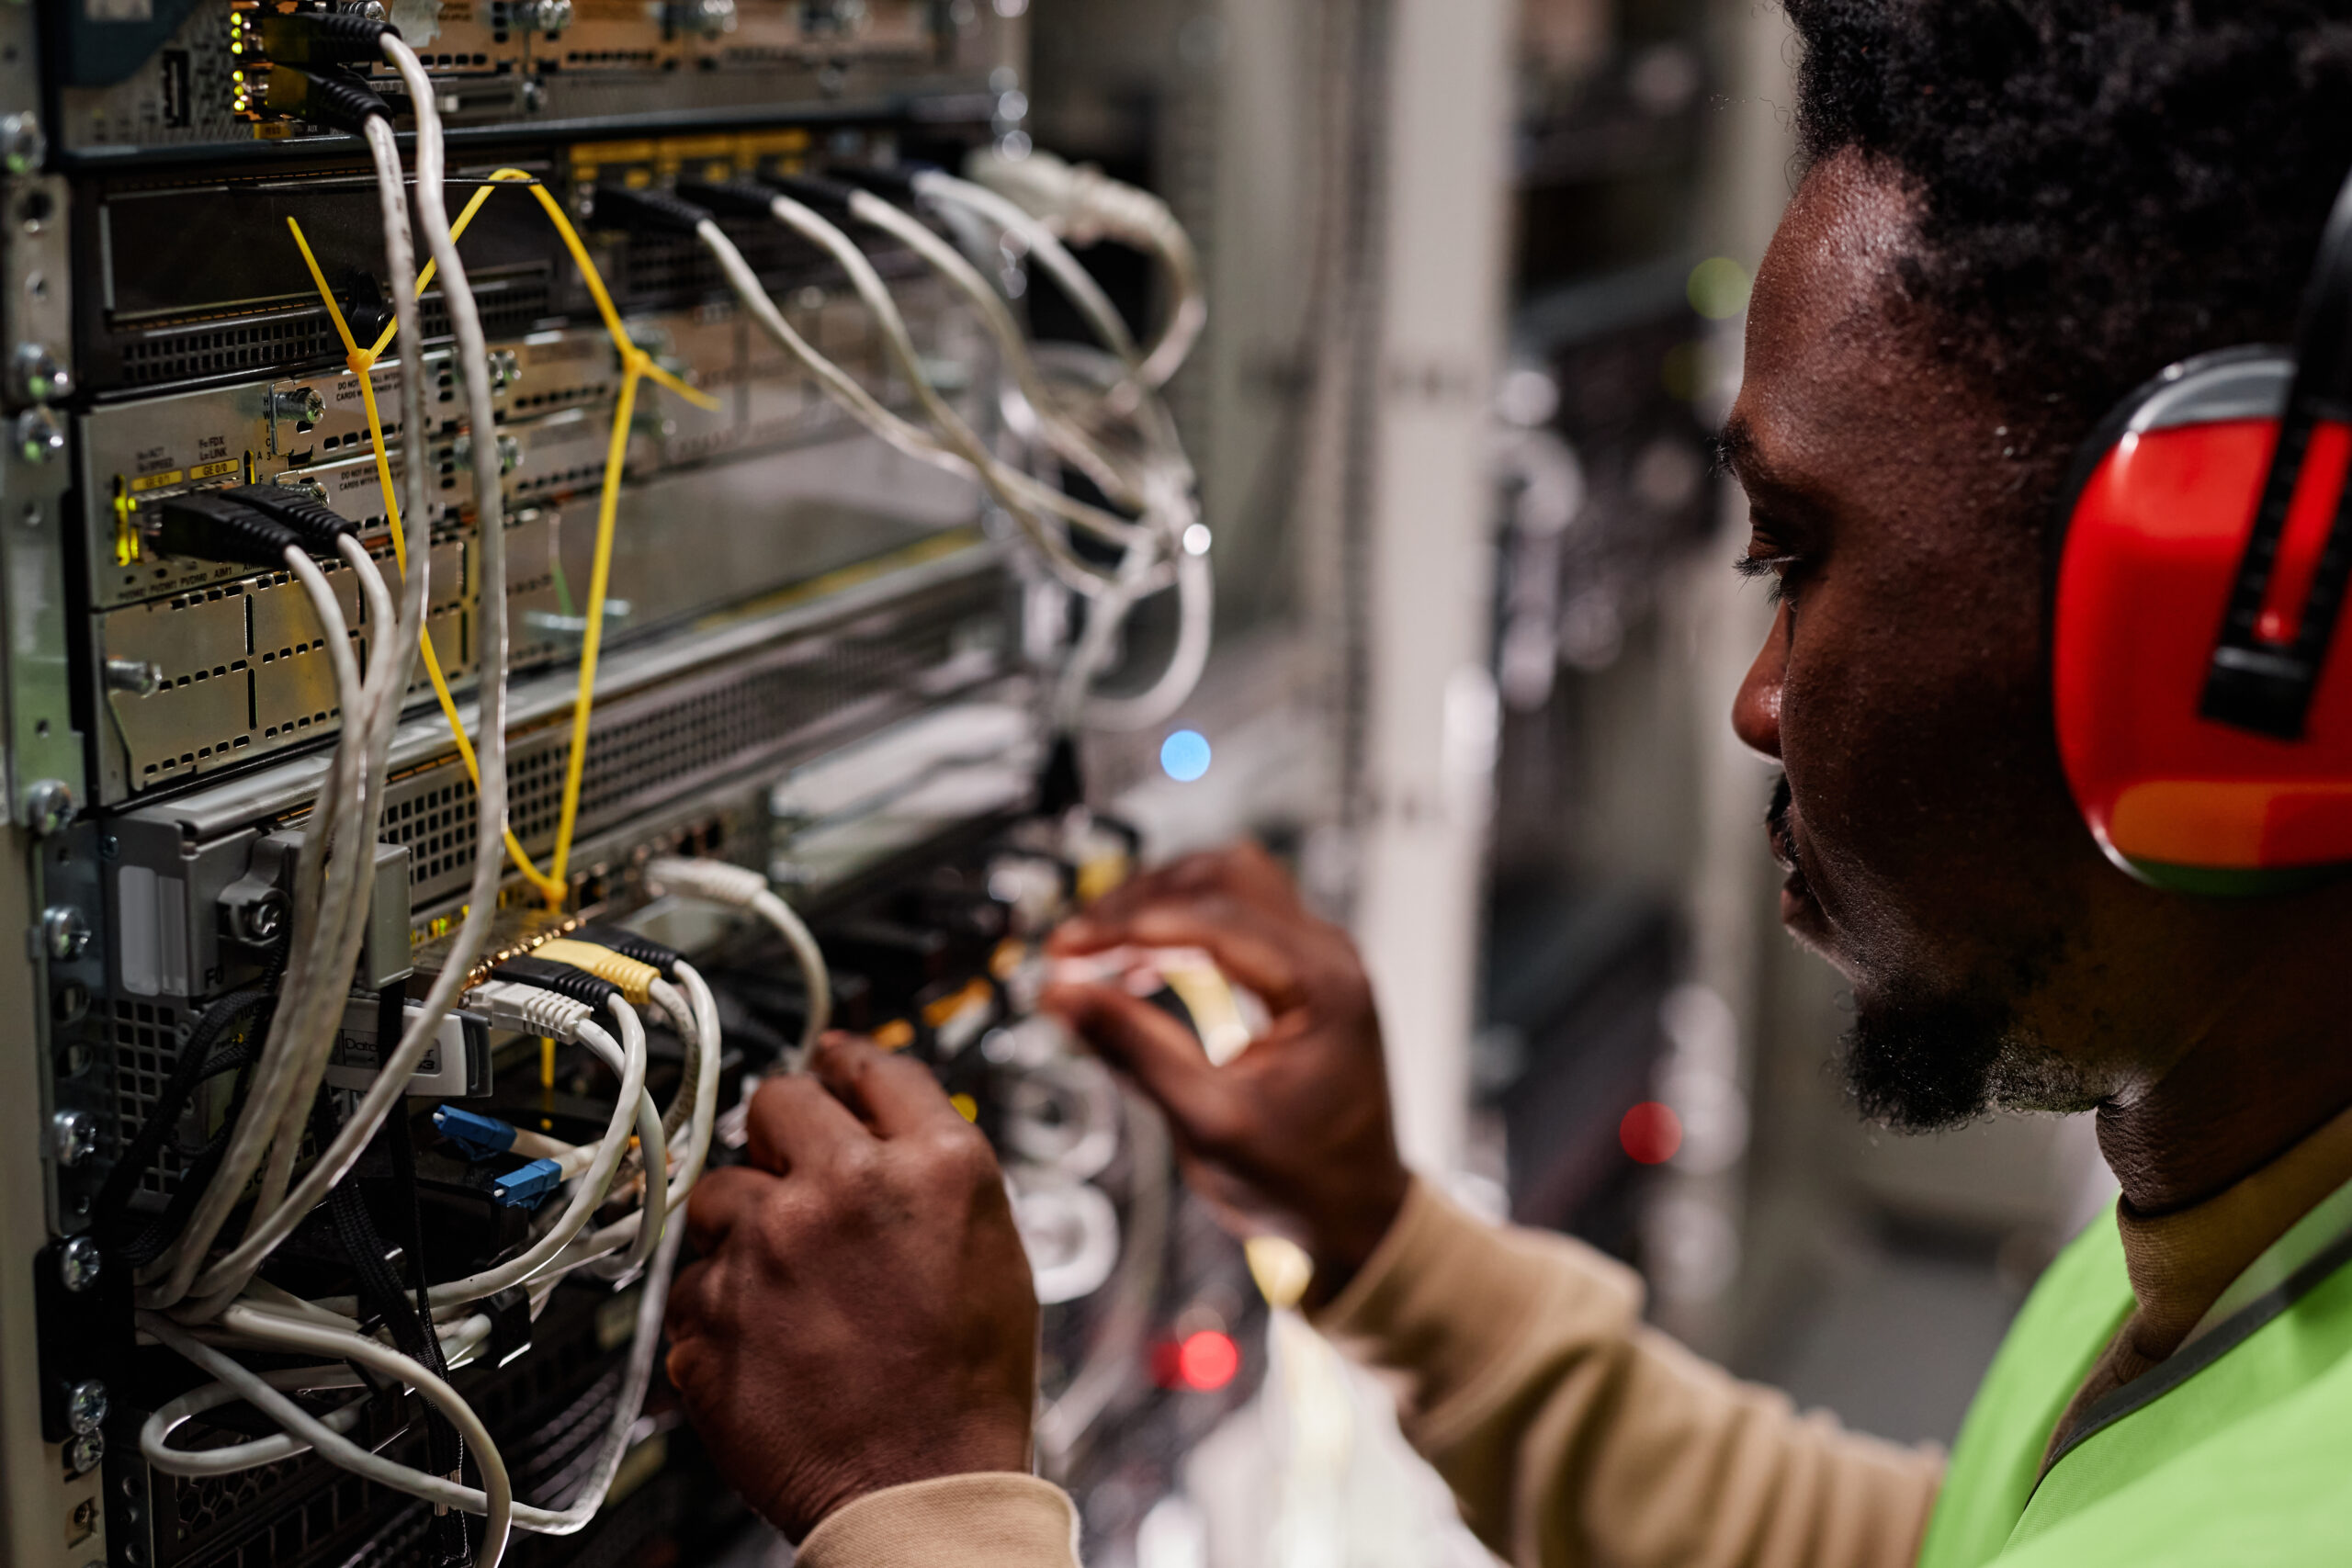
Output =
[{"x1": 1733, "y1": 546, "x2": 1804, "y2": 605}]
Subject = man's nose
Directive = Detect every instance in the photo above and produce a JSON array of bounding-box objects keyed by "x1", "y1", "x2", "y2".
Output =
[{"x1": 1731, "y1": 604, "x2": 1787, "y2": 761}]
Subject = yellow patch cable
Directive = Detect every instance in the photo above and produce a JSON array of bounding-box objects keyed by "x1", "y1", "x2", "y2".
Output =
[
  {"x1": 531, "y1": 938, "x2": 659, "y2": 1007},
  {"x1": 286, "y1": 173, "x2": 718, "y2": 907}
]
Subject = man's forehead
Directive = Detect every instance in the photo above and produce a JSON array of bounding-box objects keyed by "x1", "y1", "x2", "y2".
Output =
[
  {"x1": 1733, "y1": 152, "x2": 1933, "y2": 491},
  {"x1": 1754, "y1": 151, "x2": 1919, "y2": 330}
]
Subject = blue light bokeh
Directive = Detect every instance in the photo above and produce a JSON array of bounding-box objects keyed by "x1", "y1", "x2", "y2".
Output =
[{"x1": 1160, "y1": 729, "x2": 1212, "y2": 783}]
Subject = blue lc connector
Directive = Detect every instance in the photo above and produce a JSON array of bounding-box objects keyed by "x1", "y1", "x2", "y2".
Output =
[
  {"x1": 435, "y1": 1105, "x2": 519, "y2": 1161},
  {"x1": 490, "y1": 1158, "x2": 564, "y2": 1208}
]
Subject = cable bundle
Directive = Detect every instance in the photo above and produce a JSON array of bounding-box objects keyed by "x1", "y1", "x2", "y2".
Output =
[
  {"x1": 678, "y1": 147, "x2": 1216, "y2": 732},
  {"x1": 122, "y1": 46, "x2": 711, "y2": 1567}
]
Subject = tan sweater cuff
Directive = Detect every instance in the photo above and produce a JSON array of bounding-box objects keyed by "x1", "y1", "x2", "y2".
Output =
[
  {"x1": 797, "y1": 1473, "x2": 1080, "y2": 1568},
  {"x1": 1309, "y1": 1173, "x2": 1644, "y2": 1433}
]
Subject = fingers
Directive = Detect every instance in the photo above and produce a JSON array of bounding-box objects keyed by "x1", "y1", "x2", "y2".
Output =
[
  {"x1": 809, "y1": 1032, "x2": 960, "y2": 1138},
  {"x1": 1054, "y1": 897, "x2": 1309, "y2": 1010},
  {"x1": 665, "y1": 1256, "x2": 720, "y2": 1346},
  {"x1": 1039, "y1": 981, "x2": 1241, "y2": 1153},
  {"x1": 1191, "y1": 840, "x2": 1303, "y2": 911},
  {"x1": 684, "y1": 1163, "x2": 774, "y2": 1254},
  {"x1": 1054, "y1": 841, "x2": 1302, "y2": 951},
  {"x1": 744, "y1": 1071, "x2": 867, "y2": 1175}
]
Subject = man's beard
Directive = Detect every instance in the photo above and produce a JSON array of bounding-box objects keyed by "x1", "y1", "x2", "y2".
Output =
[
  {"x1": 1840, "y1": 978, "x2": 2103, "y2": 1132},
  {"x1": 1766, "y1": 773, "x2": 2103, "y2": 1132}
]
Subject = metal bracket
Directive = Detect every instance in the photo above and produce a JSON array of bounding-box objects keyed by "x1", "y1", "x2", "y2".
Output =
[{"x1": 0, "y1": 170, "x2": 82, "y2": 824}]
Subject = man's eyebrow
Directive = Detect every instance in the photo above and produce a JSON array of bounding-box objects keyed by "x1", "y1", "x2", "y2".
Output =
[
  {"x1": 1711, "y1": 415, "x2": 1801, "y2": 498},
  {"x1": 1711, "y1": 418, "x2": 1756, "y2": 481}
]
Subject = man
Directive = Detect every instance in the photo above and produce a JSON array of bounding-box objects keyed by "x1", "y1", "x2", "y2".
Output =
[{"x1": 662, "y1": 3, "x2": 2352, "y2": 1563}]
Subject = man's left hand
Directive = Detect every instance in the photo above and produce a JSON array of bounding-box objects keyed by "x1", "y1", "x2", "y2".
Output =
[{"x1": 664, "y1": 1033, "x2": 1039, "y2": 1541}]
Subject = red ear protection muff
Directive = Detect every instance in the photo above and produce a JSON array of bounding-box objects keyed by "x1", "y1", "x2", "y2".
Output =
[{"x1": 2054, "y1": 169, "x2": 2352, "y2": 893}]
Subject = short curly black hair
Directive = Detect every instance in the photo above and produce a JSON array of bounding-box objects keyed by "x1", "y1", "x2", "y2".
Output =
[{"x1": 1786, "y1": 1, "x2": 2352, "y2": 468}]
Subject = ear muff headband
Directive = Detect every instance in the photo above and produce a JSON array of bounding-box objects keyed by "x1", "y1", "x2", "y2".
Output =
[
  {"x1": 2053, "y1": 165, "x2": 2352, "y2": 891},
  {"x1": 2199, "y1": 166, "x2": 2352, "y2": 739}
]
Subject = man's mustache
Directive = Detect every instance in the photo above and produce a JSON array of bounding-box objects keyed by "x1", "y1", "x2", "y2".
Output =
[{"x1": 1766, "y1": 773, "x2": 1805, "y2": 885}]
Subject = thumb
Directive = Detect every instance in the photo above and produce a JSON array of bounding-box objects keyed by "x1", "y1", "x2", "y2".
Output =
[{"x1": 1040, "y1": 982, "x2": 1240, "y2": 1151}]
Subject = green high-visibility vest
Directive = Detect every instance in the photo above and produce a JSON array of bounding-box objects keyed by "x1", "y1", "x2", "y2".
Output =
[{"x1": 1917, "y1": 1201, "x2": 2352, "y2": 1567}]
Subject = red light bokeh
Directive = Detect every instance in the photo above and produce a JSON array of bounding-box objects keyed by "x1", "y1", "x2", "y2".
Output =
[{"x1": 1620, "y1": 1100, "x2": 1683, "y2": 1165}]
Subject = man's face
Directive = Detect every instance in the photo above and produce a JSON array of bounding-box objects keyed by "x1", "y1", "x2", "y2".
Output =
[{"x1": 1724, "y1": 151, "x2": 2179, "y2": 1129}]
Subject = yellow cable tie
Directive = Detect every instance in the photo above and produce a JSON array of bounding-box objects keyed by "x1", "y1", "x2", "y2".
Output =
[
  {"x1": 367, "y1": 180, "x2": 503, "y2": 362},
  {"x1": 297, "y1": 172, "x2": 724, "y2": 908},
  {"x1": 488, "y1": 168, "x2": 720, "y2": 412},
  {"x1": 287, "y1": 216, "x2": 568, "y2": 903}
]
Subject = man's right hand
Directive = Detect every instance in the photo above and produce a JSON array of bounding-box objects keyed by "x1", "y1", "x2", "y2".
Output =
[{"x1": 1040, "y1": 841, "x2": 1410, "y2": 1301}]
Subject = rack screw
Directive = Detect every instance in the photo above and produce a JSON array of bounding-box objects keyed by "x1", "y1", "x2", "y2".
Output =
[
  {"x1": 0, "y1": 113, "x2": 44, "y2": 175},
  {"x1": 22, "y1": 778, "x2": 74, "y2": 835},
  {"x1": 102, "y1": 659, "x2": 163, "y2": 698},
  {"x1": 11, "y1": 343, "x2": 69, "y2": 403},
  {"x1": 452, "y1": 431, "x2": 521, "y2": 475},
  {"x1": 40, "y1": 905, "x2": 90, "y2": 962},
  {"x1": 64, "y1": 1429, "x2": 103, "y2": 1474},
  {"x1": 57, "y1": 1235, "x2": 100, "y2": 1292},
  {"x1": 15, "y1": 406, "x2": 62, "y2": 464},
  {"x1": 270, "y1": 386, "x2": 324, "y2": 425},
  {"x1": 50, "y1": 1111, "x2": 96, "y2": 1168},
  {"x1": 64, "y1": 1379, "x2": 107, "y2": 1435}
]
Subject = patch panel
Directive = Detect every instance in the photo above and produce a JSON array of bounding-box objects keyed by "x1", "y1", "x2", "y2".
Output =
[{"x1": 56, "y1": 0, "x2": 1003, "y2": 158}]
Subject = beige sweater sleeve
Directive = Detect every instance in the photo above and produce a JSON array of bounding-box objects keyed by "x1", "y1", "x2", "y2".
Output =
[
  {"x1": 795, "y1": 1179, "x2": 1939, "y2": 1568},
  {"x1": 1311, "y1": 1178, "x2": 1944, "y2": 1568}
]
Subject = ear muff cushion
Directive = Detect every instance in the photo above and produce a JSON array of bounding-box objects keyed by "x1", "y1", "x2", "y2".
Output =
[{"x1": 2054, "y1": 349, "x2": 2352, "y2": 889}]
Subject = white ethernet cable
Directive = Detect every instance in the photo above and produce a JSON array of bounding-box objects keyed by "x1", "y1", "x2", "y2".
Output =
[
  {"x1": 893, "y1": 167, "x2": 1216, "y2": 729},
  {"x1": 134, "y1": 1213, "x2": 686, "y2": 1551},
  {"x1": 691, "y1": 218, "x2": 1149, "y2": 601},
  {"x1": 144, "y1": 107, "x2": 435, "y2": 1314},
  {"x1": 169, "y1": 55, "x2": 517, "y2": 1316},
  {"x1": 301, "y1": 986, "x2": 657, "y2": 1321},
  {"x1": 645, "y1": 858, "x2": 830, "y2": 1061},
  {"x1": 566, "y1": 996, "x2": 668, "y2": 1280},
  {"x1": 244, "y1": 490, "x2": 415, "y2": 1250},
  {"x1": 650, "y1": 975, "x2": 701, "y2": 1144},
  {"x1": 425, "y1": 986, "x2": 656, "y2": 1310},
  {"x1": 909, "y1": 169, "x2": 1143, "y2": 385},
  {"x1": 141, "y1": 1307, "x2": 516, "y2": 1568},
  {"x1": 145, "y1": 1369, "x2": 370, "y2": 1477},
  {"x1": 845, "y1": 191, "x2": 1153, "y2": 514},
  {"x1": 963, "y1": 148, "x2": 1207, "y2": 396},
  {"x1": 253, "y1": 113, "x2": 435, "y2": 1220},
  {"x1": 757, "y1": 191, "x2": 1159, "y2": 563},
  {"x1": 141, "y1": 1314, "x2": 498, "y2": 1477},
  {"x1": 138, "y1": 1211, "x2": 690, "y2": 1552},
  {"x1": 553, "y1": 963, "x2": 719, "y2": 1281},
  {"x1": 666, "y1": 960, "x2": 723, "y2": 1194},
  {"x1": 519, "y1": 1212, "x2": 687, "y2": 1533},
  {"x1": 1055, "y1": 525, "x2": 1216, "y2": 734}
]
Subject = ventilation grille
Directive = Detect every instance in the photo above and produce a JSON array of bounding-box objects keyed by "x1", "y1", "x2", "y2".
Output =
[
  {"x1": 106, "y1": 998, "x2": 192, "y2": 1199},
  {"x1": 121, "y1": 319, "x2": 342, "y2": 388},
  {"x1": 378, "y1": 583, "x2": 990, "y2": 911},
  {"x1": 152, "y1": 1305, "x2": 630, "y2": 1568},
  {"x1": 107, "y1": 997, "x2": 321, "y2": 1205},
  {"x1": 112, "y1": 279, "x2": 553, "y2": 390}
]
